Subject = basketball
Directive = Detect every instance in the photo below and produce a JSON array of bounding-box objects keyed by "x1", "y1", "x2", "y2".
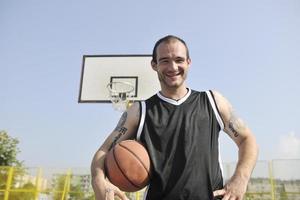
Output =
[{"x1": 104, "y1": 140, "x2": 152, "y2": 192}]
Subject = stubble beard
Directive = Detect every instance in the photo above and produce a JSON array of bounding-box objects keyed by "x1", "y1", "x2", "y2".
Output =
[{"x1": 158, "y1": 71, "x2": 187, "y2": 90}]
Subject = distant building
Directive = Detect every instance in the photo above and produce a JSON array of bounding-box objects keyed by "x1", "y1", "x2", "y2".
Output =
[{"x1": 246, "y1": 178, "x2": 300, "y2": 200}]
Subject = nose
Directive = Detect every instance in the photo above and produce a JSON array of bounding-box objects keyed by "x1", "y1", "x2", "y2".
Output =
[{"x1": 169, "y1": 60, "x2": 178, "y2": 71}]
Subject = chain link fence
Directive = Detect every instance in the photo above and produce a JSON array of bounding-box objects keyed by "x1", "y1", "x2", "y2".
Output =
[{"x1": 0, "y1": 159, "x2": 299, "y2": 200}]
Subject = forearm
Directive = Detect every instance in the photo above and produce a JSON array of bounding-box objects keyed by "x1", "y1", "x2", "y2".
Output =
[
  {"x1": 90, "y1": 107, "x2": 139, "y2": 200},
  {"x1": 91, "y1": 131, "x2": 119, "y2": 178},
  {"x1": 90, "y1": 131, "x2": 132, "y2": 200},
  {"x1": 234, "y1": 133, "x2": 258, "y2": 181},
  {"x1": 91, "y1": 137, "x2": 115, "y2": 200},
  {"x1": 212, "y1": 91, "x2": 259, "y2": 198},
  {"x1": 91, "y1": 149, "x2": 106, "y2": 180}
]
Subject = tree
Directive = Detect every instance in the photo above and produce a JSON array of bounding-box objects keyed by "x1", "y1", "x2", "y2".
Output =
[
  {"x1": 52, "y1": 174, "x2": 75, "y2": 200},
  {"x1": 8, "y1": 182, "x2": 36, "y2": 200},
  {"x1": 51, "y1": 174, "x2": 95, "y2": 200},
  {"x1": 0, "y1": 130, "x2": 23, "y2": 166},
  {"x1": 279, "y1": 183, "x2": 288, "y2": 200}
]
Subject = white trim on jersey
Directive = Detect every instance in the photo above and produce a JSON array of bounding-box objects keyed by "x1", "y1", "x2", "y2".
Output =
[
  {"x1": 136, "y1": 102, "x2": 150, "y2": 199},
  {"x1": 218, "y1": 142, "x2": 225, "y2": 185},
  {"x1": 136, "y1": 101, "x2": 146, "y2": 141},
  {"x1": 205, "y1": 91, "x2": 224, "y2": 130},
  {"x1": 142, "y1": 186, "x2": 149, "y2": 200},
  {"x1": 206, "y1": 90, "x2": 225, "y2": 184},
  {"x1": 157, "y1": 88, "x2": 192, "y2": 105}
]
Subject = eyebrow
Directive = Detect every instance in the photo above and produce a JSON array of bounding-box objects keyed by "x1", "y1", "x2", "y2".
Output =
[
  {"x1": 158, "y1": 57, "x2": 169, "y2": 62},
  {"x1": 175, "y1": 56, "x2": 185, "y2": 60},
  {"x1": 158, "y1": 56, "x2": 186, "y2": 62}
]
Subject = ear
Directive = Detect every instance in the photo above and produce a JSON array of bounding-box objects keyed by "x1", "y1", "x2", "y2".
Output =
[
  {"x1": 151, "y1": 60, "x2": 158, "y2": 71},
  {"x1": 187, "y1": 58, "x2": 192, "y2": 65}
]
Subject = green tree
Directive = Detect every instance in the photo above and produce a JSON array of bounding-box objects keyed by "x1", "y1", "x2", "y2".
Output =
[
  {"x1": 69, "y1": 184, "x2": 84, "y2": 200},
  {"x1": 69, "y1": 181, "x2": 95, "y2": 200},
  {"x1": 279, "y1": 183, "x2": 288, "y2": 200},
  {"x1": 52, "y1": 174, "x2": 95, "y2": 200},
  {"x1": 0, "y1": 131, "x2": 28, "y2": 198},
  {"x1": 0, "y1": 130, "x2": 23, "y2": 167},
  {"x1": 9, "y1": 182, "x2": 36, "y2": 200},
  {"x1": 52, "y1": 174, "x2": 68, "y2": 200}
]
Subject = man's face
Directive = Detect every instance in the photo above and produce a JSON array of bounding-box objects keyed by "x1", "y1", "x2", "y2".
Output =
[{"x1": 152, "y1": 40, "x2": 191, "y2": 89}]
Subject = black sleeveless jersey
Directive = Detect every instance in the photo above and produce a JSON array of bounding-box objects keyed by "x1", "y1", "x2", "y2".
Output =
[{"x1": 136, "y1": 89, "x2": 224, "y2": 200}]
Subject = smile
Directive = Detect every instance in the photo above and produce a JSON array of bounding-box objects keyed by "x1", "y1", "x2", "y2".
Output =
[{"x1": 165, "y1": 71, "x2": 181, "y2": 77}]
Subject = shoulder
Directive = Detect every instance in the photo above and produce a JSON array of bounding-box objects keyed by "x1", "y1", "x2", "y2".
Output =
[
  {"x1": 210, "y1": 90, "x2": 228, "y2": 103},
  {"x1": 210, "y1": 90, "x2": 233, "y2": 122},
  {"x1": 127, "y1": 101, "x2": 140, "y2": 118},
  {"x1": 118, "y1": 102, "x2": 140, "y2": 132},
  {"x1": 189, "y1": 88, "x2": 211, "y2": 95},
  {"x1": 189, "y1": 88, "x2": 201, "y2": 93},
  {"x1": 144, "y1": 93, "x2": 159, "y2": 102}
]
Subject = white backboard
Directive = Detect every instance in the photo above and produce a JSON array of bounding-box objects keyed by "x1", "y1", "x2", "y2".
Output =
[{"x1": 78, "y1": 55, "x2": 161, "y2": 103}]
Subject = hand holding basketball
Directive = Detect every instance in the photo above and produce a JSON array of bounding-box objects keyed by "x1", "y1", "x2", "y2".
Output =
[
  {"x1": 91, "y1": 169, "x2": 129, "y2": 200},
  {"x1": 103, "y1": 179, "x2": 129, "y2": 200}
]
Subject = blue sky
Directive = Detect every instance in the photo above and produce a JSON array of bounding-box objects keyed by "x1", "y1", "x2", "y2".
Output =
[{"x1": 1, "y1": 0, "x2": 299, "y2": 168}]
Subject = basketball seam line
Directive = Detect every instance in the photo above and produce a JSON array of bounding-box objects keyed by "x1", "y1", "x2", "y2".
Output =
[
  {"x1": 113, "y1": 146, "x2": 141, "y2": 189},
  {"x1": 119, "y1": 142, "x2": 151, "y2": 178}
]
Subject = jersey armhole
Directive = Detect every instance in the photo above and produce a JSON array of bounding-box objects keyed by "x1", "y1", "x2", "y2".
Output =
[
  {"x1": 205, "y1": 90, "x2": 225, "y2": 130},
  {"x1": 205, "y1": 91, "x2": 225, "y2": 184},
  {"x1": 136, "y1": 101, "x2": 146, "y2": 141}
]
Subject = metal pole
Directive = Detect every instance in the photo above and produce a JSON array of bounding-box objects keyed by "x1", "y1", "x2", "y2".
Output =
[
  {"x1": 4, "y1": 167, "x2": 14, "y2": 200},
  {"x1": 268, "y1": 160, "x2": 276, "y2": 200},
  {"x1": 34, "y1": 167, "x2": 42, "y2": 200},
  {"x1": 61, "y1": 169, "x2": 71, "y2": 200}
]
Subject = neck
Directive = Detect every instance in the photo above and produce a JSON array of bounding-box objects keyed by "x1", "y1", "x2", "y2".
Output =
[{"x1": 160, "y1": 85, "x2": 188, "y2": 100}]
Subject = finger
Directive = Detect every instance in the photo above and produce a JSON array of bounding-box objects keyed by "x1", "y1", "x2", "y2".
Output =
[
  {"x1": 105, "y1": 188, "x2": 114, "y2": 200},
  {"x1": 114, "y1": 188, "x2": 129, "y2": 200},
  {"x1": 213, "y1": 189, "x2": 226, "y2": 197},
  {"x1": 221, "y1": 193, "x2": 231, "y2": 200}
]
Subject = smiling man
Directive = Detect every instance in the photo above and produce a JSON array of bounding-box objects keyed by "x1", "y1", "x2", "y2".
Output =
[{"x1": 91, "y1": 35, "x2": 258, "y2": 200}]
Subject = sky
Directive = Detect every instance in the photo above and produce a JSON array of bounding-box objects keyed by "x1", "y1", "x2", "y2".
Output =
[{"x1": 0, "y1": 0, "x2": 300, "y2": 169}]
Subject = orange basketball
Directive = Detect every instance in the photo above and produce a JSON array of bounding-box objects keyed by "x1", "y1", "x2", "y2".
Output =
[{"x1": 104, "y1": 140, "x2": 152, "y2": 192}]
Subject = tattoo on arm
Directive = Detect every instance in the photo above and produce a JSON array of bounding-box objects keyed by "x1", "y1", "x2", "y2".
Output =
[
  {"x1": 229, "y1": 120, "x2": 239, "y2": 137},
  {"x1": 114, "y1": 112, "x2": 128, "y2": 132},
  {"x1": 110, "y1": 112, "x2": 128, "y2": 150},
  {"x1": 228, "y1": 112, "x2": 246, "y2": 138},
  {"x1": 109, "y1": 133, "x2": 123, "y2": 150}
]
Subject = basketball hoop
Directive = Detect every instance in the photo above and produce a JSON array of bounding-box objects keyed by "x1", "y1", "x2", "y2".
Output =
[{"x1": 107, "y1": 82, "x2": 135, "y2": 112}]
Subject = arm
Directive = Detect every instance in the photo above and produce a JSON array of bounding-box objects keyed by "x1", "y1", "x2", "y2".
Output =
[
  {"x1": 212, "y1": 91, "x2": 259, "y2": 200},
  {"x1": 91, "y1": 102, "x2": 140, "y2": 200}
]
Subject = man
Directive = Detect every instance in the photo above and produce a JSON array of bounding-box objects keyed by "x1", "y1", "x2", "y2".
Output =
[{"x1": 91, "y1": 35, "x2": 258, "y2": 200}]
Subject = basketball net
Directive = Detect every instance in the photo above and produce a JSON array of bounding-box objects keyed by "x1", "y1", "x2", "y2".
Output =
[{"x1": 107, "y1": 82, "x2": 134, "y2": 112}]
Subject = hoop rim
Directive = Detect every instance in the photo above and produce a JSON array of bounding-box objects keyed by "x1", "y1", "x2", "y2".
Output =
[{"x1": 106, "y1": 81, "x2": 135, "y2": 94}]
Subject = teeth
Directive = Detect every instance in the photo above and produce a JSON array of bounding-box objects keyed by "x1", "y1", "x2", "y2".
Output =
[{"x1": 167, "y1": 72, "x2": 180, "y2": 76}]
